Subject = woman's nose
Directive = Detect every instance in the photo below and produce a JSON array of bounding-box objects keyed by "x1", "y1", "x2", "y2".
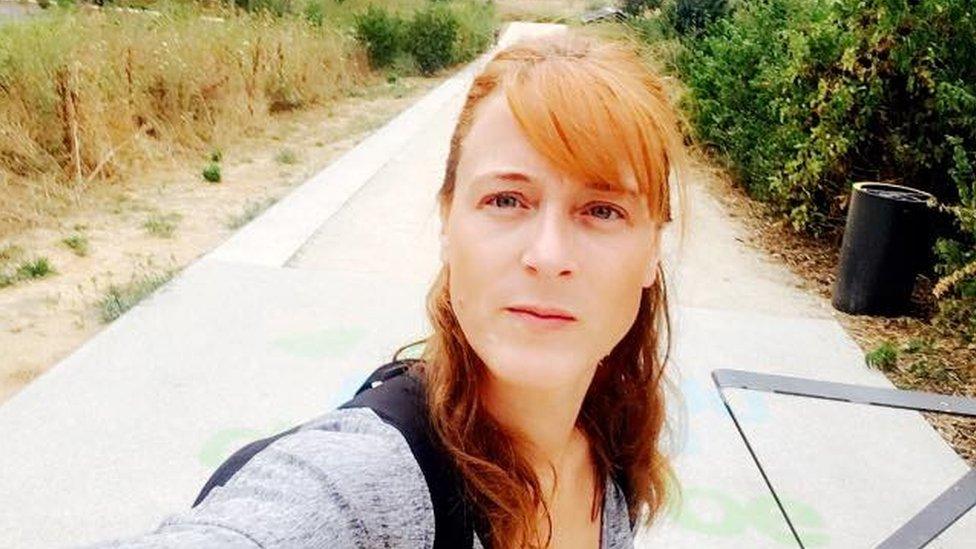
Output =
[{"x1": 519, "y1": 207, "x2": 578, "y2": 278}]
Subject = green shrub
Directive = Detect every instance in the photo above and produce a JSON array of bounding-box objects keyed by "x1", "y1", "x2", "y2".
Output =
[
  {"x1": 405, "y1": 4, "x2": 459, "y2": 75},
  {"x1": 303, "y1": 0, "x2": 324, "y2": 26},
  {"x1": 671, "y1": 0, "x2": 976, "y2": 236},
  {"x1": 623, "y1": 0, "x2": 663, "y2": 17},
  {"x1": 99, "y1": 269, "x2": 176, "y2": 323},
  {"x1": 353, "y1": 5, "x2": 405, "y2": 69},
  {"x1": 16, "y1": 257, "x2": 54, "y2": 280},
  {"x1": 660, "y1": 0, "x2": 976, "y2": 337},
  {"x1": 143, "y1": 212, "x2": 182, "y2": 238},
  {"x1": 451, "y1": 0, "x2": 497, "y2": 65},
  {"x1": 275, "y1": 148, "x2": 299, "y2": 165},
  {"x1": 865, "y1": 341, "x2": 898, "y2": 372},
  {"x1": 202, "y1": 162, "x2": 222, "y2": 183},
  {"x1": 674, "y1": 0, "x2": 810, "y2": 201},
  {"x1": 664, "y1": 0, "x2": 729, "y2": 37},
  {"x1": 62, "y1": 233, "x2": 89, "y2": 256}
]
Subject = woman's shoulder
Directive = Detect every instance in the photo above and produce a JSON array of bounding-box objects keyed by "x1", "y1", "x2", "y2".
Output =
[
  {"x1": 86, "y1": 407, "x2": 437, "y2": 549},
  {"x1": 232, "y1": 405, "x2": 437, "y2": 519}
]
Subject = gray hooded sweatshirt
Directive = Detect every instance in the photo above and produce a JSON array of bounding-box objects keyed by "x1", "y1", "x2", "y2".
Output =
[{"x1": 81, "y1": 406, "x2": 636, "y2": 548}]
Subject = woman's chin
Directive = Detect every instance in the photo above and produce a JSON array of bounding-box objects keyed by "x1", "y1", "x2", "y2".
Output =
[{"x1": 481, "y1": 351, "x2": 592, "y2": 391}]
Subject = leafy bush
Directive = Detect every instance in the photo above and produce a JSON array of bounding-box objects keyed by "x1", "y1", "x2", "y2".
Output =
[
  {"x1": 664, "y1": 0, "x2": 976, "y2": 336},
  {"x1": 15, "y1": 257, "x2": 54, "y2": 280},
  {"x1": 303, "y1": 0, "x2": 324, "y2": 26},
  {"x1": 674, "y1": 0, "x2": 810, "y2": 201},
  {"x1": 451, "y1": 0, "x2": 497, "y2": 65},
  {"x1": 62, "y1": 233, "x2": 89, "y2": 256},
  {"x1": 353, "y1": 5, "x2": 405, "y2": 69},
  {"x1": 663, "y1": 0, "x2": 729, "y2": 37},
  {"x1": 622, "y1": 0, "x2": 663, "y2": 16},
  {"x1": 405, "y1": 4, "x2": 459, "y2": 75},
  {"x1": 202, "y1": 162, "x2": 222, "y2": 183}
]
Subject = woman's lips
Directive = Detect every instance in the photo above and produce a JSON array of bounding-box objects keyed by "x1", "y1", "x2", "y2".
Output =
[{"x1": 505, "y1": 308, "x2": 577, "y2": 328}]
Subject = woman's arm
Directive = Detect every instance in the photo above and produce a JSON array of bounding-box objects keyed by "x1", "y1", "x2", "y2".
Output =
[{"x1": 80, "y1": 408, "x2": 436, "y2": 548}]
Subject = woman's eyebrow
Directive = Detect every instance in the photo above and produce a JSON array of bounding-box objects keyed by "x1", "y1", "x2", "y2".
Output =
[
  {"x1": 472, "y1": 170, "x2": 639, "y2": 200},
  {"x1": 473, "y1": 171, "x2": 533, "y2": 185},
  {"x1": 584, "y1": 180, "x2": 640, "y2": 200}
]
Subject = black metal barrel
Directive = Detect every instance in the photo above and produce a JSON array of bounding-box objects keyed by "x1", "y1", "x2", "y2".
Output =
[{"x1": 832, "y1": 182, "x2": 937, "y2": 316}]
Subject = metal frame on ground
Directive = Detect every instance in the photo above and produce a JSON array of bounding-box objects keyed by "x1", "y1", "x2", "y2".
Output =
[{"x1": 711, "y1": 369, "x2": 976, "y2": 549}]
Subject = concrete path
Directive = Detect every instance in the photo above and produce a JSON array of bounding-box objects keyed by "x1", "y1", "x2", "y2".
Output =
[{"x1": 0, "y1": 21, "x2": 971, "y2": 548}]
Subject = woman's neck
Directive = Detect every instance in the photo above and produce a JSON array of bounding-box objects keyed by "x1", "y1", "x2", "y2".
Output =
[{"x1": 481, "y1": 368, "x2": 596, "y2": 491}]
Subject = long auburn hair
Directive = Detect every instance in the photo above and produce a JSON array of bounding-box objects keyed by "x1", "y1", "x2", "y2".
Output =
[{"x1": 392, "y1": 29, "x2": 689, "y2": 548}]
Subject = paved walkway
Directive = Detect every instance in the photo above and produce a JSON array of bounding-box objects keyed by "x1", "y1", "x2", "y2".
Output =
[{"x1": 0, "y1": 22, "x2": 971, "y2": 548}]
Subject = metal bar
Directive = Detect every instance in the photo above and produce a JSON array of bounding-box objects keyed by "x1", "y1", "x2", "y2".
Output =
[
  {"x1": 712, "y1": 369, "x2": 976, "y2": 418},
  {"x1": 710, "y1": 368, "x2": 976, "y2": 549},
  {"x1": 877, "y1": 470, "x2": 976, "y2": 549}
]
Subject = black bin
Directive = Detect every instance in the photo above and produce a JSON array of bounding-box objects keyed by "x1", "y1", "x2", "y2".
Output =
[{"x1": 832, "y1": 182, "x2": 937, "y2": 316}]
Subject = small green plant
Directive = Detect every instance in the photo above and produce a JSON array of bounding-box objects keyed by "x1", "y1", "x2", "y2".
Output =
[
  {"x1": 865, "y1": 341, "x2": 899, "y2": 372},
  {"x1": 353, "y1": 5, "x2": 405, "y2": 69},
  {"x1": 900, "y1": 337, "x2": 934, "y2": 355},
  {"x1": 275, "y1": 148, "x2": 299, "y2": 165},
  {"x1": 143, "y1": 212, "x2": 182, "y2": 239},
  {"x1": 209, "y1": 148, "x2": 222, "y2": 163},
  {"x1": 62, "y1": 233, "x2": 89, "y2": 256},
  {"x1": 99, "y1": 269, "x2": 177, "y2": 323},
  {"x1": 202, "y1": 162, "x2": 222, "y2": 183},
  {"x1": 15, "y1": 257, "x2": 55, "y2": 280},
  {"x1": 225, "y1": 197, "x2": 278, "y2": 230},
  {"x1": 303, "y1": 0, "x2": 324, "y2": 26}
]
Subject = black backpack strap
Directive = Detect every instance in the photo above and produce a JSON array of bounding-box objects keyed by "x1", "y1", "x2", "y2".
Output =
[
  {"x1": 192, "y1": 359, "x2": 485, "y2": 548},
  {"x1": 192, "y1": 425, "x2": 300, "y2": 508},
  {"x1": 191, "y1": 360, "x2": 415, "y2": 508},
  {"x1": 339, "y1": 360, "x2": 484, "y2": 549}
]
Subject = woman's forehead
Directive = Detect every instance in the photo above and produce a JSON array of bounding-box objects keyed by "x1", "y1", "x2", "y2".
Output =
[{"x1": 460, "y1": 93, "x2": 642, "y2": 197}]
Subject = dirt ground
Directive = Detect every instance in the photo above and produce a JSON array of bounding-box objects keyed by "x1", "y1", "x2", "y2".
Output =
[
  {"x1": 695, "y1": 157, "x2": 976, "y2": 467},
  {"x1": 0, "y1": 71, "x2": 452, "y2": 405}
]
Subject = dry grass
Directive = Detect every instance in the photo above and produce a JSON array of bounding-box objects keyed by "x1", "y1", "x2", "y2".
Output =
[{"x1": 0, "y1": 0, "x2": 442, "y2": 235}]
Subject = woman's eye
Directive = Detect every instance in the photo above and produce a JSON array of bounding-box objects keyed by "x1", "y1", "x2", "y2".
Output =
[
  {"x1": 587, "y1": 204, "x2": 626, "y2": 221},
  {"x1": 484, "y1": 192, "x2": 525, "y2": 209},
  {"x1": 484, "y1": 193, "x2": 625, "y2": 222}
]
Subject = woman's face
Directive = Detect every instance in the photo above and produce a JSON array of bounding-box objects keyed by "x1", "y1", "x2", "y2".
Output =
[{"x1": 441, "y1": 91, "x2": 662, "y2": 391}]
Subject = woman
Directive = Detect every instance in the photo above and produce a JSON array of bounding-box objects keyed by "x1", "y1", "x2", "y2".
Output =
[{"x1": 85, "y1": 29, "x2": 688, "y2": 549}]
